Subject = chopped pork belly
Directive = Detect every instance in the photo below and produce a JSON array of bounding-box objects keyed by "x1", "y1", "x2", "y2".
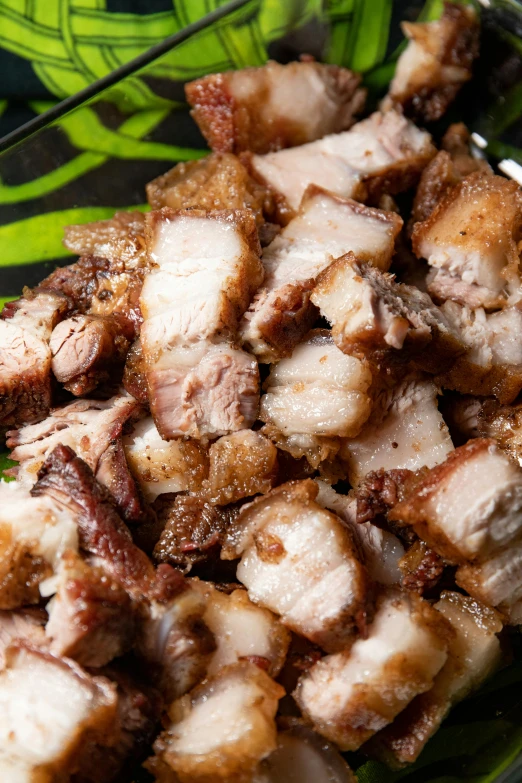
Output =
[
  {"x1": 123, "y1": 416, "x2": 208, "y2": 501},
  {"x1": 390, "y1": 438, "x2": 522, "y2": 564},
  {"x1": 45, "y1": 551, "x2": 134, "y2": 667},
  {"x1": 0, "y1": 643, "x2": 118, "y2": 782},
  {"x1": 222, "y1": 480, "x2": 370, "y2": 652},
  {"x1": 341, "y1": 377, "x2": 453, "y2": 486},
  {"x1": 259, "y1": 331, "x2": 372, "y2": 465},
  {"x1": 7, "y1": 393, "x2": 145, "y2": 522},
  {"x1": 412, "y1": 172, "x2": 522, "y2": 309},
  {"x1": 122, "y1": 337, "x2": 148, "y2": 403},
  {"x1": 192, "y1": 581, "x2": 290, "y2": 677},
  {"x1": 146, "y1": 152, "x2": 272, "y2": 225},
  {"x1": 367, "y1": 591, "x2": 502, "y2": 767},
  {"x1": 50, "y1": 313, "x2": 134, "y2": 396},
  {"x1": 294, "y1": 590, "x2": 450, "y2": 751},
  {"x1": 149, "y1": 662, "x2": 283, "y2": 783},
  {"x1": 311, "y1": 254, "x2": 464, "y2": 373},
  {"x1": 453, "y1": 398, "x2": 522, "y2": 466},
  {"x1": 382, "y1": 3, "x2": 479, "y2": 123},
  {"x1": 248, "y1": 110, "x2": 435, "y2": 217},
  {"x1": 0, "y1": 290, "x2": 69, "y2": 427},
  {"x1": 206, "y1": 429, "x2": 278, "y2": 504},
  {"x1": 456, "y1": 542, "x2": 522, "y2": 625},
  {"x1": 185, "y1": 59, "x2": 365, "y2": 155},
  {"x1": 0, "y1": 610, "x2": 46, "y2": 669},
  {"x1": 240, "y1": 188, "x2": 403, "y2": 362},
  {"x1": 436, "y1": 302, "x2": 522, "y2": 404},
  {"x1": 0, "y1": 479, "x2": 77, "y2": 609},
  {"x1": 141, "y1": 207, "x2": 263, "y2": 439},
  {"x1": 315, "y1": 480, "x2": 405, "y2": 586},
  {"x1": 62, "y1": 210, "x2": 146, "y2": 263}
]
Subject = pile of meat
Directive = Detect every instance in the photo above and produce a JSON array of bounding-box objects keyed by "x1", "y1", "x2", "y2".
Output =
[{"x1": 0, "y1": 5, "x2": 517, "y2": 781}]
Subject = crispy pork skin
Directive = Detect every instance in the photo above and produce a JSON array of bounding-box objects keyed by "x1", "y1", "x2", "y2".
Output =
[
  {"x1": 294, "y1": 590, "x2": 450, "y2": 751},
  {"x1": 185, "y1": 60, "x2": 365, "y2": 154},
  {"x1": 390, "y1": 438, "x2": 522, "y2": 563},
  {"x1": 193, "y1": 581, "x2": 290, "y2": 677},
  {"x1": 62, "y1": 211, "x2": 146, "y2": 261},
  {"x1": 248, "y1": 110, "x2": 435, "y2": 216},
  {"x1": 141, "y1": 208, "x2": 263, "y2": 439},
  {"x1": 149, "y1": 662, "x2": 283, "y2": 783},
  {"x1": 50, "y1": 313, "x2": 134, "y2": 395},
  {"x1": 311, "y1": 254, "x2": 464, "y2": 373},
  {"x1": 240, "y1": 188, "x2": 403, "y2": 362},
  {"x1": 206, "y1": 429, "x2": 278, "y2": 504},
  {"x1": 123, "y1": 416, "x2": 208, "y2": 501},
  {"x1": 222, "y1": 480, "x2": 370, "y2": 652},
  {"x1": 382, "y1": 3, "x2": 479, "y2": 122},
  {"x1": 412, "y1": 173, "x2": 522, "y2": 309},
  {"x1": 341, "y1": 378, "x2": 453, "y2": 486},
  {"x1": 146, "y1": 152, "x2": 272, "y2": 225},
  {"x1": 7, "y1": 394, "x2": 145, "y2": 523},
  {"x1": 46, "y1": 551, "x2": 135, "y2": 667},
  {"x1": 0, "y1": 290, "x2": 69, "y2": 427},
  {"x1": 367, "y1": 591, "x2": 502, "y2": 767},
  {"x1": 0, "y1": 643, "x2": 118, "y2": 782}
]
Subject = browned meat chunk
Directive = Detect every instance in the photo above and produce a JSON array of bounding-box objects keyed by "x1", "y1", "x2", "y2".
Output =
[
  {"x1": 206, "y1": 429, "x2": 278, "y2": 504},
  {"x1": 398, "y1": 539, "x2": 445, "y2": 594},
  {"x1": 123, "y1": 338, "x2": 148, "y2": 403},
  {"x1": 0, "y1": 609, "x2": 46, "y2": 669},
  {"x1": 62, "y1": 210, "x2": 146, "y2": 262},
  {"x1": 382, "y1": 3, "x2": 479, "y2": 122},
  {"x1": 451, "y1": 397, "x2": 522, "y2": 465},
  {"x1": 0, "y1": 290, "x2": 69, "y2": 427},
  {"x1": 50, "y1": 313, "x2": 134, "y2": 395},
  {"x1": 455, "y1": 541, "x2": 522, "y2": 624},
  {"x1": 146, "y1": 152, "x2": 273, "y2": 225},
  {"x1": 185, "y1": 59, "x2": 365, "y2": 154}
]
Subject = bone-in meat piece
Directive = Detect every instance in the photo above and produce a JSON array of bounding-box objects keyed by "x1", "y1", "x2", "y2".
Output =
[
  {"x1": 0, "y1": 290, "x2": 69, "y2": 427},
  {"x1": 382, "y1": 3, "x2": 479, "y2": 122},
  {"x1": 390, "y1": 438, "x2": 522, "y2": 563},
  {"x1": 248, "y1": 110, "x2": 435, "y2": 217},
  {"x1": 146, "y1": 152, "x2": 272, "y2": 225},
  {"x1": 367, "y1": 591, "x2": 502, "y2": 767},
  {"x1": 341, "y1": 377, "x2": 453, "y2": 486},
  {"x1": 185, "y1": 59, "x2": 365, "y2": 155},
  {"x1": 222, "y1": 480, "x2": 370, "y2": 652},
  {"x1": 206, "y1": 429, "x2": 278, "y2": 504},
  {"x1": 294, "y1": 590, "x2": 450, "y2": 751},
  {"x1": 259, "y1": 331, "x2": 372, "y2": 466},
  {"x1": 311, "y1": 254, "x2": 464, "y2": 373},
  {"x1": 141, "y1": 208, "x2": 263, "y2": 439},
  {"x1": 149, "y1": 662, "x2": 283, "y2": 783},
  {"x1": 50, "y1": 313, "x2": 134, "y2": 396},
  {"x1": 0, "y1": 643, "x2": 118, "y2": 782},
  {"x1": 123, "y1": 416, "x2": 208, "y2": 501},
  {"x1": 412, "y1": 172, "x2": 522, "y2": 309},
  {"x1": 240, "y1": 187, "x2": 403, "y2": 362}
]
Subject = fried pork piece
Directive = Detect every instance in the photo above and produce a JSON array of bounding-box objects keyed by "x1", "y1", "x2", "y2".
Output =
[
  {"x1": 206, "y1": 429, "x2": 278, "y2": 504},
  {"x1": 141, "y1": 207, "x2": 263, "y2": 439},
  {"x1": 341, "y1": 377, "x2": 453, "y2": 486},
  {"x1": 367, "y1": 591, "x2": 502, "y2": 767},
  {"x1": 240, "y1": 187, "x2": 403, "y2": 362},
  {"x1": 222, "y1": 480, "x2": 370, "y2": 652},
  {"x1": 7, "y1": 393, "x2": 145, "y2": 523},
  {"x1": 294, "y1": 590, "x2": 450, "y2": 751},
  {"x1": 123, "y1": 417, "x2": 208, "y2": 501},
  {"x1": 153, "y1": 495, "x2": 230, "y2": 573},
  {"x1": 390, "y1": 438, "x2": 522, "y2": 564},
  {"x1": 62, "y1": 210, "x2": 146, "y2": 262},
  {"x1": 192, "y1": 581, "x2": 290, "y2": 677},
  {"x1": 0, "y1": 643, "x2": 118, "y2": 782},
  {"x1": 0, "y1": 610, "x2": 46, "y2": 669},
  {"x1": 0, "y1": 479, "x2": 77, "y2": 609},
  {"x1": 0, "y1": 289, "x2": 69, "y2": 427},
  {"x1": 398, "y1": 539, "x2": 445, "y2": 595},
  {"x1": 311, "y1": 254, "x2": 464, "y2": 373},
  {"x1": 382, "y1": 3, "x2": 479, "y2": 122},
  {"x1": 315, "y1": 480, "x2": 405, "y2": 586},
  {"x1": 449, "y1": 396, "x2": 522, "y2": 465},
  {"x1": 149, "y1": 662, "x2": 283, "y2": 783},
  {"x1": 50, "y1": 313, "x2": 134, "y2": 395},
  {"x1": 248, "y1": 110, "x2": 435, "y2": 217},
  {"x1": 123, "y1": 338, "x2": 148, "y2": 403},
  {"x1": 435, "y1": 302, "x2": 522, "y2": 404},
  {"x1": 259, "y1": 331, "x2": 372, "y2": 466},
  {"x1": 185, "y1": 59, "x2": 365, "y2": 155},
  {"x1": 45, "y1": 551, "x2": 135, "y2": 667},
  {"x1": 456, "y1": 541, "x2": 522, "y2": 624},
  {"x1": 146, "y1": 152, "x2": 272, "y2": 225},
  {"x1": 412, "y1": 172, "x2": 522, "y2": 309}
]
